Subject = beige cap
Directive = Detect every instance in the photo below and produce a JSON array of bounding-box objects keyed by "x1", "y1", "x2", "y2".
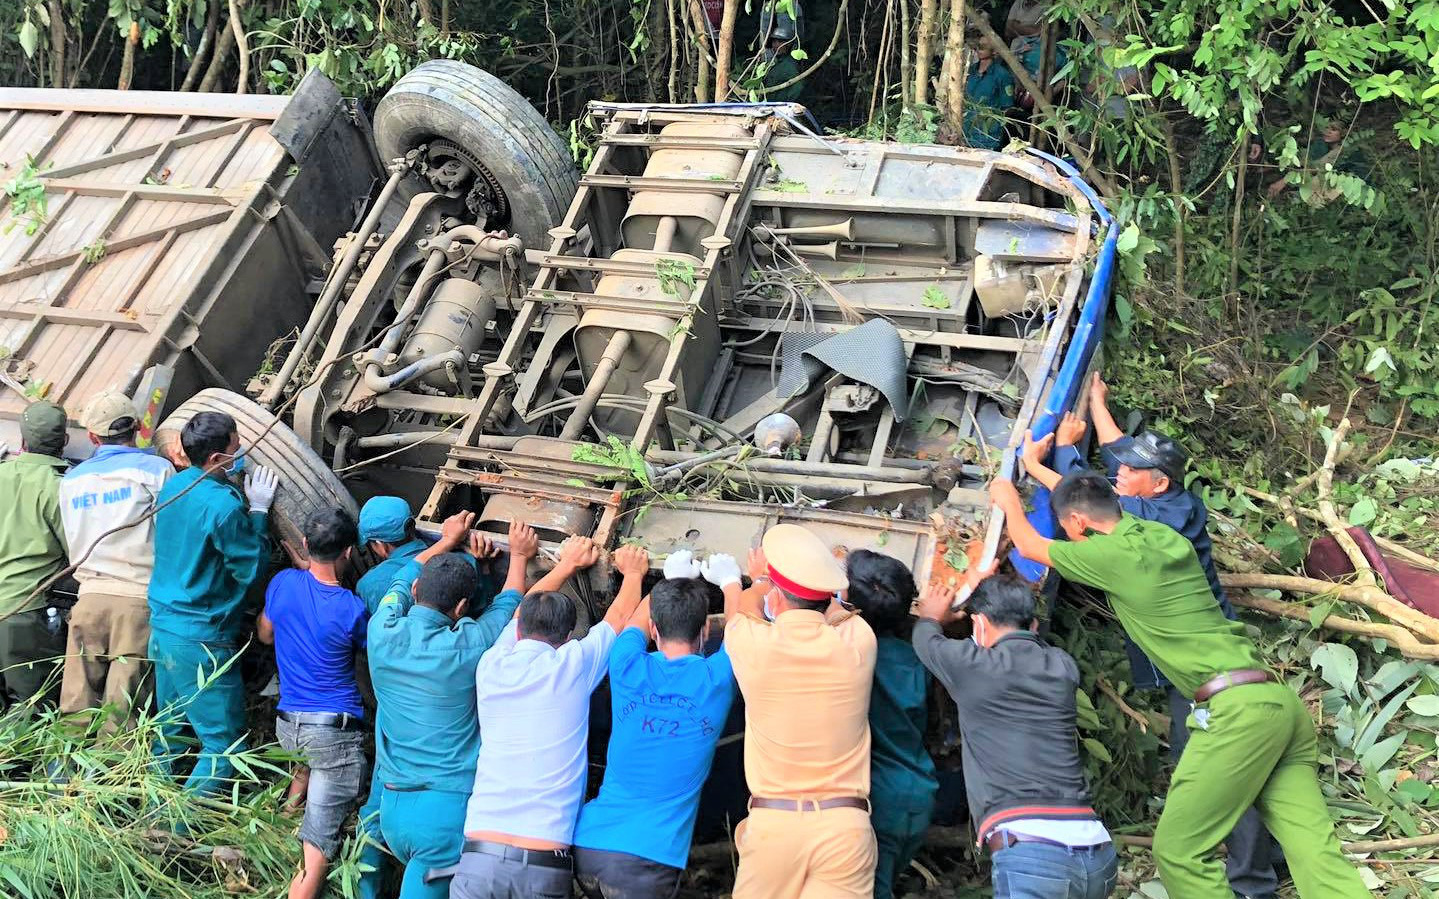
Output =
[
  {"x1": 761, "y1": 523, "x2": 848, "y2": 600},
  {"x1": 80, "y1": 390, "x2": 139, "y2": 437}
]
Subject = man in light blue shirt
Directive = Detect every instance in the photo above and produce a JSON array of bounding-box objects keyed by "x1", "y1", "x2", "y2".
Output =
[
  {"x1": 364, "y1": 512, "x2": 528, "y2": 899},
  {"x1": 354, "y1": 495, "x2": 495, "y2": 614},
  {"x1": 450, "y1": 540, "x2": 644, "y2": 899},
  {"x1": 572, "y1": 552, "x2": 740, "y2": 898}
]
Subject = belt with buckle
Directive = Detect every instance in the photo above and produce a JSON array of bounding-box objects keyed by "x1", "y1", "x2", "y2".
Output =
[
  {"x1": 749, "y1": 796, "x2": 871, "y2": 813},
  {"x1": 277, "y1": 710, "x2": 365, "y2": 731},
  {"x1": 985, "y1": 831, "x2": 1111, "y2": 853},
  {"x1": 1193, "y1": 669, "x2": 1276, "y2": 703},
  {"x1": 463, "y1": 839, "x2": 572, "y2": 870}
]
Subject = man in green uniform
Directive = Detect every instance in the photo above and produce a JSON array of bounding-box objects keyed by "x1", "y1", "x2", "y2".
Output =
[
  {"x1": 759, "y1": 19, "x2": 805, "y2": 103},
  {"x1": 366, "y1": 515, "x2": 581, "y2": 899},
  {"x1": 0, "y1": 402, "x2": 71, "y2": 708},
  {"x1": 963, "y1": 31, "x2": 1015, "y2": 150},
  {"x1": 844, "y1": 550, "x2": 937, "y2": 899},
  {"x1": 149, "y1": 411, "x2": 279, "y2": 795},
  {"x1": 991, "y1": 470, "x2": 1369, "y2": 899}
]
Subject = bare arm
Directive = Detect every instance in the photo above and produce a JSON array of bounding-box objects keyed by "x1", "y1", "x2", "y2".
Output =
[
  {"x1": 1020, "y1": 429, "x2": 1062, "y2": 490},
  {"x1": 502, "y1": 521, "x2": 539, "y2": 595},
  {"x1": 990, "y1": 478, "x2": 1054, "y2": 567},
  {"x1": 1088, "y1": 373, "x2": 1124, "y2": 446},
  {"x1": 604, "y1": 544, "x2": 649, "y2": 632},
  {"x1": 527, "y1": 535, "x2": 600, "y2": 596},
  {"x1": 416, "y1": 510, "x2": 475, "y2": 565},
  {"x1": 626, "y1": 595, "x2": 653, "y2": 635},
  {"x1": 256, "y1": 611, "x2": 275, "y2": 645}
]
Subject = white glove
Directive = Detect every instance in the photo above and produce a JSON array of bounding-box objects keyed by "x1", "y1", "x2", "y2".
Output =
[
  {"x1": 244, "y1": 464, "x2": 279, "y2": 514},
  {"x1": 663, "y1": 549, "x2": 702, "y2": 580},
  {"x1": 700, "y1": 553, "x2": 742, "y2": 590}
]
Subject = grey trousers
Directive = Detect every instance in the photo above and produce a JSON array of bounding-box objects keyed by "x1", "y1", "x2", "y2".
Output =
[
  {"x1": 447, "y1": 846, "x2": 573, "y2": 899},
  {"x1": 1169, "y1": 687, "x2": 1281, "y2": 899}
]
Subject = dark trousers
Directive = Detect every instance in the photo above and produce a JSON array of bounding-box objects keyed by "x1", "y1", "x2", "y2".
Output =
[
  {"x1": 574, "y1": 846, "x2": 682, "y2": 899},
  {"x1": 1169, "y1": 687, "x2": 1280, "y2": 898},
  {"x1": 0, "y1": 607, "x2": 65, "y2": 709}
]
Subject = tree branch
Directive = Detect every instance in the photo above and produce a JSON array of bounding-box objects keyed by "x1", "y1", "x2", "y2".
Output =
[{"x1": 1229, "y1": 590, "x2": 1439, "y2": 659}]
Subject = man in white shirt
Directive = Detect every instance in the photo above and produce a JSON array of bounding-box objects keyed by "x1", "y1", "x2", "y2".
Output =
[
  {"x1": 58, "y1": 390, "x2": 173, "y2": 730},
  {"x1": 449, "y1": 540, "x2": 648, "y2": 899}
]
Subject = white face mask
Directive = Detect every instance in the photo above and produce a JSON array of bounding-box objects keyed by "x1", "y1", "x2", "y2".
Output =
[
  {"x1": 763, "y1": 589, "x2": 776, "y2": 621},
  {"x1": 971, "y1": 617, "x2": 985, "y2": 647}
]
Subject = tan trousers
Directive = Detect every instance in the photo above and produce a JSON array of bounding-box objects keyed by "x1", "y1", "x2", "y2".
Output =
[
  {"x1": 731, "y1": 806, "x2": 877, "y2": 899},
  {"x1": 60, "y1": 590, "x2": 152, "y2": 729}
]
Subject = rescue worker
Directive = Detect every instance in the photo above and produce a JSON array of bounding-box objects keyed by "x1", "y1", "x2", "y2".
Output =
[
  {"x1": 571, "y1": 551, "x2": 740, "y2": 898},
  {"x1": 366, "y1": 512, "x2": 527, "y2": 899},
  {"x1": 844, "y1": 550, "x2": 937, "y2": 899},
  {"x1": 1022, "y1": 373, "x2": 1279, "y2": 899},
  {"x1": 257, "y1": 508, "x2": 368, "y2": 899},
  {"x1": 727, "y1": 523, "x2": 877, "y2": 899},
  {"x1": 58, "y1": 390, "x2": 173, "y2": 731},
  {"x1": 453, "y1": 538, "x2": 638, "y2": 899},
  {"x1": 992, "y1": 471, "x2": 1370, "y2": 899},
  {"x1": 913, "y1": 569, "x2": 1117, "y2": 899},
  {"x1": 760, "y1": 19, "x2": 805, "y2": 103},
  {"x1": 963, "y1": 28, "x2": 1016, "y2": 149},
  {"x1": 148, "y1": 411, "x2": 279, "y2": 795},
  {"x1": 356, "y1": 495, "x2": 496, "y2": 613},
  {"x1": 0, "y1": 402, "x2": 71, "y2": 709}
]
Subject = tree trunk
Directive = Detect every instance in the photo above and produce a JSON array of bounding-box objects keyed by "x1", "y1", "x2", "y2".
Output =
[
  {"x1": 899, "y1": 0, "x2": 914, "y2": 109},
  {"x1": 941, "y1": 0, "x2": 967, "y2": 134},
  {"x1": 180, "y1": 0, "x2": 221, "y2": 92},
  {"x1": 914, "y1": 0, "x2": 937, "y2": 105},
  {"x1": 117, "y1": 20, "x2": 139, "y2": 91},
  {"x1": 687, "y1": 0, "x2": 712, "y2": 102},
  {"x1": 416, "y1": 0, "x2": 435, "y2": 26},
  {"x1": 1228, "y1": 135, "x2": 1249, "y2": 300},
  {"x1": 198, "y1": 10, "x2": 237, "y2": 92},
  {"x1": 667, "y1": 0, "x2": 681, "y2": 102},
  {"x1": 1161, "y1": 116, "x2": 1186, "y2": 297},
  {"x1": 713, "y1": 0, "x2": 739, "y2": 100},
  {"x1": 46, "y1": 0, "x2": 65, "y2": 88},
  {"x1": 229, "y1": 0, "x2": 249, "y2": 95}
]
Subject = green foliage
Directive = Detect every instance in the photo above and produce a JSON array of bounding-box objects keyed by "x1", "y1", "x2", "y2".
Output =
[
  {"x1": 571, "y1": 435, "x2": 651, "y2": 486},
  {"x1": 3, "y1": 155, "x2": 48, "y2": 236},
  {"x1": 655, "y1": 257, "x2": 696, "y2": 297}
]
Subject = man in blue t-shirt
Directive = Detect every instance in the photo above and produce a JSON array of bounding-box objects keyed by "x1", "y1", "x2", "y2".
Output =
[
  {"x1": 571, "y1": 552, "x2": 741, "y2": 897},
  {"x1": 257, "y1": 508, "x2": 368, "y2": 899}
]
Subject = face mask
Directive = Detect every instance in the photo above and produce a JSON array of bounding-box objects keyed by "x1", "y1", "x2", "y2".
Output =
[
  {"x1": 220, "y1": 450, "x2": 248, "y2": 477},
  {"x1": 971, "y1": 618, "x2": 985, "y2": 648},
  {"x1": 762, "y1": 589, "x2": 776, "y2": 621}
]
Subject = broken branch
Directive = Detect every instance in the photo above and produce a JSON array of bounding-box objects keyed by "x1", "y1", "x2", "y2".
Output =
[
  {"x1": 1222, "y1": 573, "x2": 1439, "y2": 644},
  {"x1": 1229, "y1": 591, "x2": 1439, "y2": 661}
]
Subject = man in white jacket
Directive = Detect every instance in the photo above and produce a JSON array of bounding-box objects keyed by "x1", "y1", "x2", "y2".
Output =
[{"x1": 58, "y1": 390, "x2": 174, "y2": 730}]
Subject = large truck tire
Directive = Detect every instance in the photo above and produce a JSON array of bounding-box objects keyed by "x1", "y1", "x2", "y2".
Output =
[
  {"x1": 374, "y1": 60, "x2": 578, "y2": 246},
  {"x1": 155, "y1": 389, "x2": 357, "y2": 550}
]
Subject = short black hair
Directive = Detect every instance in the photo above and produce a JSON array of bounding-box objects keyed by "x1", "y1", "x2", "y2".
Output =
[
  {"x1": 181, "y1": 411, "x2": 237, "y2": 467},
  {"x1": 1051, "y1": 470, "x2": 1122, "y2": 523},
  {"x1": 98, "y1": 418, "x2": 138, "y2": 445},
  {"x1": 845, "y1": 550, "x2": 916, "y2": 636},
  {"x1": 651, "y1": 577, "x2": 710, "y2": 643},
  {"x1": 776, "y1": 587, "x2": 829, "y2": 614},
  {"x1": 968, "y1": 575, "x2": 1036, "y2": 628},
  {"x1": 414, "y1": 553, "x2": 475, "y2": 614},
  {"x1": 304, "y1": 509, "x2": 358, "y2": 563},
  {"x1": 519, "y1": 591, "x2": 577, "y2": 645}
]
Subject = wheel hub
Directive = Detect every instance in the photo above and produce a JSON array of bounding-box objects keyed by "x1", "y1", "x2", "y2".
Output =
[{"x1": 424, "y1": 139, "x2": 510, "y2": 229}]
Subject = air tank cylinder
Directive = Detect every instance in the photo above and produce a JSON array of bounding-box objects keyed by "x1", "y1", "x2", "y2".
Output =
[{"x1": 399, "y1": 273, "x2": 499, "y2": 392}]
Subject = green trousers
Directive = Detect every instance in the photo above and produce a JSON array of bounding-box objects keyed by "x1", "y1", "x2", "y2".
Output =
[
  {"x1": 0, "y1": 607, "x2": 65, "y2": 709},
  {"x1": 1153, "y1": 681, "x2": 1368, "y2": 899},
  {"x1": 149, "y1": 630, "x2": 248, "y2": 796},
  {"x1": 874, "y1": 807, "x2": 930, "y2": 899}
]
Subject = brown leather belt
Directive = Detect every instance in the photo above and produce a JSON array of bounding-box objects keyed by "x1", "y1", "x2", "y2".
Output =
[
  {"x1": 749, "y1": 796, "x2": 871, "y2": 813},
  {"x1": 1193, "y1": 669, "x2": 1276, "y2": 703},
  {"x1": 984, "y1": 831, "x2": 1111, "y2": 853}
]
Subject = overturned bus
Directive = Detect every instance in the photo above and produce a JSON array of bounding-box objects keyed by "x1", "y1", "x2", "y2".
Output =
[{"x1": 0, "y1": 62, "x2": 1115, "y2": 602}]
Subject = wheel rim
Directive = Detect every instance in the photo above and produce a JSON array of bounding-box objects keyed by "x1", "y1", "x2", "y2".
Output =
[{"x1": 422, "y1": 138, "x2": 511, "y2": 229}]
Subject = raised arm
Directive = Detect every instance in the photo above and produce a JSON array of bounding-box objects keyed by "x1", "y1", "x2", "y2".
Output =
[
  {"x1": 1020, "y1": 429, "x2": 1062, "y2": 490},
  {"x1": 990, "y1": 478, "x2": 1053, "y2": 567},
  {"x1": 500, "y1": 520, "x2": 539, "y2": 595},
  {"x1": 604, "y1": 544, "x2": 649, "y2": 632},
  {"x1": 731, "y1": 547, "x2": 771, "y2": 622},
  {"x1": 415, "y1": 510, "x2": 475, "y2": 566},
  {"x1": 527, "y1": 534, "x2": 600, "y2": 597},
  {"x1": 1088, "y1": 373, "x2": 1124, "y2": 446}
]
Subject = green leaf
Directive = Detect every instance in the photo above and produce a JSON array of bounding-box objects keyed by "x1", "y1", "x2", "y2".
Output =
[
  {"x1": 1311, "y1": 642, "x2": 1359, "y2": 695},
  {"x1": 789, "y1": 48, "x2": 808, "y2": 61},
  {"x1": 1359, "y1": 730, "x2": 1408, "y2": 772},
  {"x1": 1117, "y1": 223, "x2": 1141, "y2": 253},
  {"x1": 1348, "y1": 497, "x2": 1378, "y2": 527},
  {"x1": 1406, "y1": 695, "x2": 1439, "y2": 716},
  {"x1": 1081, "y1": 737, "x2": 1112, "y2": 764},
  {"x1": 18, "y1": 19, "x2": 38, "y2": 58},
  {"x1": 921, "y1": 286, "x2": 951, "y2": 309}
]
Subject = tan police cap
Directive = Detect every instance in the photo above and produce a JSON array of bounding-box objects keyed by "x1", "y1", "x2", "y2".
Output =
[
  {"x1": 761, "y1": 523, "x2": 848, "y2": 600},
  {"x1": 80, "y1": 390, "x2": 139, "y2": 437}
]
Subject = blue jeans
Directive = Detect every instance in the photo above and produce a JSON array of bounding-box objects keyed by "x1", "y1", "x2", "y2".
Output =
[{"x1": 991, "y1": 842, "x2": 1119, "y2": 899}]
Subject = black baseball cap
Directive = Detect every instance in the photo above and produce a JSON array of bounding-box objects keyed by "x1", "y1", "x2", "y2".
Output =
[{"x1": 1109, "y1": 431, "x2": 1188, "y2": 482}]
